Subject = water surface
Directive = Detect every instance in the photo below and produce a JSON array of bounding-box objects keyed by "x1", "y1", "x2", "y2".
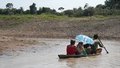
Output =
[{"x1": 0, "y1": 39, "x2": 120, "y2": 68}]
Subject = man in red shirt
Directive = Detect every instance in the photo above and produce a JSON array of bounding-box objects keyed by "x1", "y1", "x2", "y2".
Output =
[{"x1": 66, "y1": 40, "x2": 77, "y2": 55}]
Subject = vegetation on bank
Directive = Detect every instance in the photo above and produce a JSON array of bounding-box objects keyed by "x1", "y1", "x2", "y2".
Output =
[
  {"x1": 0, "y1": 0, "x2": 120, "y2": 16},
  {"x1": 0, "y1": 14, "x2": 120, "y2": 21},
  {"x1": 0, "y1": 14, "x2": 68, "y2": 21},
  {"x1": 0, "y1": 13, "x2": 120, "y2": 29},
  {"x1": 0, "y1": 14, "x2": 120, "y2": 39},
  {"x1": 0, "y1": 14, "x2": 68, "y2": 29}
]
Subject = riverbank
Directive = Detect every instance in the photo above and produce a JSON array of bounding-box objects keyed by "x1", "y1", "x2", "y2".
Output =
[{"x1": 0, "y1": 15, "x2": 120, "y2": 39}]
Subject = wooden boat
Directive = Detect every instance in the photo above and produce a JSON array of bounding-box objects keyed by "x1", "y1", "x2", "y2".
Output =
[
  {"x1": 58, "y1": 54, "x2": 86, "y2": 59},
  {"x1": 58, "y1": 48, "x2": 102, "y2": 59},
  {"x1": 58, "y1": 53, "x2": 101, "y2": 59}
]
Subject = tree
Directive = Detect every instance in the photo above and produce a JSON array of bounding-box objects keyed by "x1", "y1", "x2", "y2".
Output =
[
  {"x1": 42, "y1": 7, "x2": 51, "y2": 13},
  {"x1": 76, "y1": 7, "x2": 83, "y2": 17},
  {"x1": 51, "y1": 9, "x2": 57, "y2": 14},
  {"x1": 29, "y1": 3, "x2": 37, "y2": 14},
  {"x1": 105, "y1": 0, "x2": 120, "y2": 9},
  {"x1": 95, "y1": 4, "x2": 106, "y2": 15},
  {"x1": 64, "y1": 10, "x2": 74, "y2": 17},
  {"x1": 73, "y1": 7, "x2": 83, "y2": 17},
  {"x1": 16, "y1": 7, "x2": 24, "y2": 14},
  {"x1": 24, "y1": 10, "x2": 30, "y2": 14},
  {"x1": 84, "y1": 3, "x2": 89, "y2": 9},
  {"x1": 37, "y1": 7, "x2": 42, "y2": 14},
  {"x1": 58, "y1": 7, "x2": 64, "y2": 12},
  {"x1": 6, "y1": 3, "x2": 14, "y2": 15},
  {"x1": 0, "y1": 9, "x2": 3, "y2": 14},
  {"x1": 6, "y1": 3, "x2": 13, "y2": 9},
  {"x1": 19, "y1": 7, "x2": 24, "y2": 14},
  {"x1": 96, "y1": 4, "x2": 106, "y2": 9},
  {"x1": 83, "y1": 7, "x2": 94, "y2": 16},
  {"x1": 37, "y1": 7, "x2": 57, "y2": 14}
]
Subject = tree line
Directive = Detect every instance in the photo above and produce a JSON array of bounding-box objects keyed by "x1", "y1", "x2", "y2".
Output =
[
  {"x1": 0, "y1": 0, "x2": 120, "y2": 17},
  {"x1": 63, "y1": 0, "x2": 120, "y2": 17},
  {"x1": 0, "y1": 3, "x2": 57, "y2": 15}
]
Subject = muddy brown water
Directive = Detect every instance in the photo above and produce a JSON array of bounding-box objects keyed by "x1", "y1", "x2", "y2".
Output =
[{"x1": 0, "y1": 38, "x2": 120, "y2": 68}]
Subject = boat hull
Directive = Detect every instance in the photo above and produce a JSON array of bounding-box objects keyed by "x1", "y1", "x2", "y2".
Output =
[
  {"x1": 58, "y1": 54, "x2": 86, "y2": 59},
  {"x1": 58, "y1": 48, "x2": 102, "y2": 59}
]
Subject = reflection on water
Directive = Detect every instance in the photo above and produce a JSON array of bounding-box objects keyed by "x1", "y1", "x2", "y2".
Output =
[{"x1": 0, "y1": 39, "x2": 120, "y2": 68}]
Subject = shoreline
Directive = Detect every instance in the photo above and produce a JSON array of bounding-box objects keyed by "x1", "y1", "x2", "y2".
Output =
[{"x1": 1, "y1": 33, "x2": 120, "y2": 40}]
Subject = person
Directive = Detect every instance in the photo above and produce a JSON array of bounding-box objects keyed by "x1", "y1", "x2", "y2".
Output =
[
  {"x1": 83, "y1": 44, "x2": 92, "y2": 55},
  {"x1": 66, "y1": 40, "x2": 77, "y2": 55},
  {"x1": 76, "y1": 42, "x2": 87, "y2": 56},
  {"x1": 91, "y1": 34, "x2": 103, "y2": 54}
]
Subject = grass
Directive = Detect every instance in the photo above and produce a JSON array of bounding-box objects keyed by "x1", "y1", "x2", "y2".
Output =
[
  {"x1": 38, "y1": 13, "x2": 68, "y2": 21},
  {"x1": 0, "y1": 14, "x2": 68, "y2": 22},
  {"x1": 0, "y1": 14, "x2": 119, "y2": 22},
  {"x1": 0, "y1": 14, "x2": 120, "y2": 29},
  {"x1": 0, "y1": 14, "x2": 68, "y2": 29}
]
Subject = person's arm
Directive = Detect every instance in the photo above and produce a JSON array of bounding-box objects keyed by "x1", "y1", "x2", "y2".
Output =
[
  {"x1": 98, "y1": 42, "x2": 104, "y2": 47},
  {"x1": 95, "y1": 39, "x2": 103, "y2": 47},
  {"x1": 82, "y1": 46, "x2": 87, "y2": 56}
]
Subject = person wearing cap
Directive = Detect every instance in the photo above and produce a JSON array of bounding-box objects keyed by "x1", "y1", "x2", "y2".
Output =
[{"x1": 66, "y1": 40, "x2": 77, "y2": 55}]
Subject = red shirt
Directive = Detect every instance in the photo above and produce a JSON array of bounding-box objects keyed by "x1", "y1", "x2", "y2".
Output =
[{"x1": 67, "y1": 45, "x2": 77, "y2": 55}]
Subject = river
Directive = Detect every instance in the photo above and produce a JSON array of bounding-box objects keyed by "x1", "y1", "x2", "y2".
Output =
[{"x1": 0, "y1": 39, "x2": 120, "y2": 68}]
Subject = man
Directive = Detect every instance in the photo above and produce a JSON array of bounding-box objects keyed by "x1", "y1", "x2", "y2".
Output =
[
  {"x1": 91, "y1": 34, "x2": 103, "y2": 54},
  {"x1": 66, "y1": 40, "x2": 77, "y2": 55}
]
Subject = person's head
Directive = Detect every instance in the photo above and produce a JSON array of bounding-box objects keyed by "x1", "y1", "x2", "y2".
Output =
[
  {"x1": 70, "y1": 40, "x2": 75, "y2": 45},
  {"x1": 78, "y1": 42, "x2": 83, "y2": 45},
  {"x1": 93, "y1": 34, "x2": 99, "y2": 39},
  {"x1": 77, "y1": 42, "x2": 83, "y2": 47}
]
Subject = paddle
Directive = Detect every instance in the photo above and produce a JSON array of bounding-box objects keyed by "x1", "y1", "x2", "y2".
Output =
[{"x1": 98, "y1": 37, "x2": 109, "y2": 54}]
